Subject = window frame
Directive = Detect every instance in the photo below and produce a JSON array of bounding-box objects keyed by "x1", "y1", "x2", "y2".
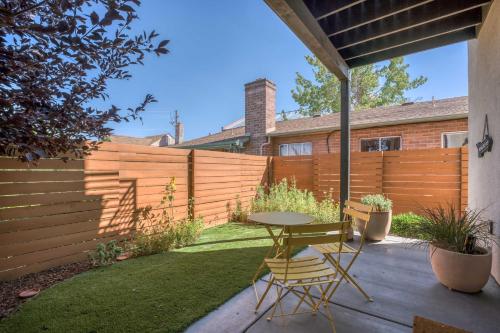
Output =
[
  {"x1": 441, "y1": 131, "x2": 468, "y2": 148},
  {"x1": 278, "y1": 142, "x2": 313, "y2": 156},
  {"x1": 359, "y1": 136, "x2": 402, "y2": 152}
]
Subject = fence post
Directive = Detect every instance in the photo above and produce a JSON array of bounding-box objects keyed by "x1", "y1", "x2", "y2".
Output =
[
  {"x1": 188, "y1": 150, "x2": 195, "y2": 219},
  {"x1": 460, "y1": 146, "x2": 468, "y2": 212},
  {"x1": 267, "y1": 156, "x2": 273, "y2": 192},
  {"x1": 312, "y1": 154, "x2": 319, "y2": 199},
  {"x1": 380, "y1": 151, "x2": 385, "y2": 196}
]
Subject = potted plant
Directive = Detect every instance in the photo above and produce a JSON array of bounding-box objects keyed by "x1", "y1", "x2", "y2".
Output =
[
  {"x1": 356, "y1": 194, "x2": 393, "y2": 241},
  {"x1": 417, "y1": 205, "x2": 494, "y2": 293}
]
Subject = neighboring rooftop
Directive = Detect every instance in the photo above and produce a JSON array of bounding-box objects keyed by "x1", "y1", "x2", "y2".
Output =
[
  {"x1": 175, "y1": 127, "x2": 247, "y2": 149},
  {"x1": 110, "y1": 133, "x2": 174, "y2": 147},
  {"x1": 176, "y1": 96, "x2": 468, "y2": 147}
]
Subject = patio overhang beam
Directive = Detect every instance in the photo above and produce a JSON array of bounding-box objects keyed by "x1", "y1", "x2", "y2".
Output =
[
  {"x1": 333, "y1": 1, "x2": 487, "y2": 51},
  {"x1": 312, "y1": 0, "x2": 368, "y2": 21},
  {"x1": 265, "y1": 0, "x2": 349, "y2": 80},
  {"x1": 316, "y1": 0, "x2": 490, "y2": 67},
  {"x1": 319, "y1": 0, "x2": 435, "y2": 37}
]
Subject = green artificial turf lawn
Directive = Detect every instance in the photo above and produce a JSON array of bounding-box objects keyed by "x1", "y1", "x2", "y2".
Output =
[{"x1": 0, "y1": 223, "x2": 276, "y2": 333}]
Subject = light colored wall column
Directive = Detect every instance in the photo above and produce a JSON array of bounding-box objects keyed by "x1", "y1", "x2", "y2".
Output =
[{"x1": 468, "y1": 1, "x2": 500, "y2": 283}]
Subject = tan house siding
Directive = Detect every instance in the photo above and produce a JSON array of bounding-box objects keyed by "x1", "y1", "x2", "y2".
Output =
[
  {"x1": 468, "y1": 0, "x2": 500, "y2": 283},
  {"x1": 272, "y1": 118, "x2": 468, "y2": 155}
]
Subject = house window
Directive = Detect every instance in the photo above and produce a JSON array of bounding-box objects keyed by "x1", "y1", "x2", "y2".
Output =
[
  {"x1": 360, "y1": 136, "x2": 401, "y2": 152},
  {"x1": 442, "y1": 131, "x2": 468, "y2": 148},
  {"x1": 279, "y1": 142, "x2": 312, "y2": 156}
]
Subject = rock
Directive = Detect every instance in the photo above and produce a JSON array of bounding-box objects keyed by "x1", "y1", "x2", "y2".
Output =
[
  {"x1": 18, "y1": 289, "x2": 40, "y2": 298},
  {"x1": 116, "y1": 252, "x2": 132, "y2": 261}
]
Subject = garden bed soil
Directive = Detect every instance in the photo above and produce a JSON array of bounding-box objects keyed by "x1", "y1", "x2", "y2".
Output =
[{"x1": 0, "y1": 261, "x2": 92, "y2": 319}]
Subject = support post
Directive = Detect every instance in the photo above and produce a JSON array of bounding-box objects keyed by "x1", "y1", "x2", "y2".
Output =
[
  {"x1": 188, "y1": 150, "x2": 195, "y2": 219},
  {"x1": 339, "y1": 77, "x2": 350, "y2": 221}
]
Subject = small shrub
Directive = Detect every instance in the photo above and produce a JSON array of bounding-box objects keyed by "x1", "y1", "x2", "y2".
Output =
[
  {"x1": 132, "y1": 225, "x2": 176, "y2": 257},
  {"x1": 132, "y1": 217, "x2": 204, "y2": 256},
  {"x1": 314, "y1": 195, "x2": 339, "y2": 224},
  {"x1": 361, "y1": 194, "x2": 392, "y2": 212},
  {"x1": 130, "y1": 178, "x2": 205, "y2": 257},
  {"x1": 231, "y1": 195, "x2": 248, "y2": 223},
  {"x1": 251, "y1": 178, "x2": 339, "y2": 223},
  {"x1": 173, "y1": 217, "x2": 204, "y2": 248},
  {"x1": 89, "y1": 240, "x2": 123, "y2": 267},
  {"x1": 391, "y1": 213, "x2": 428, "y2": 240}
]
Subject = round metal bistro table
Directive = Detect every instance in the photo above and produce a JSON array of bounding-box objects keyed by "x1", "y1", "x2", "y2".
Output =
[
  {"x1": 248, "y1": 211, "x2": 315, "y2": 227},
  {"x1": 249, "y1": 212, "x2": 315, "y2": 257},
  {"x1": 248, "y1": 212, "x2": 314, "y2": 312}
]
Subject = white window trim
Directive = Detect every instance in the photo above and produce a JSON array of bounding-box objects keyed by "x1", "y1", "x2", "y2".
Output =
[
  {"x1": 279, "y1": 144, "x2": 288, "y2": 156},
  {"x1": 441, "y1": 131, "x2": 468, "y2": 148},
  {"x1": 359, "y1": 136, "x2": 402, "y2": 152},
  {"x1": 279, "y1": 142, "x2": 313, "y2": 156}
]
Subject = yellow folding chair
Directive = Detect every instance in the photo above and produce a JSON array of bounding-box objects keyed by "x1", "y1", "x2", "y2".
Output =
[
  {"x1": 264, "y1": 221, "x2": 350, "y2": 333},
  {"x1": 313, "y1": 200, "x2": 374, "y2": 302}
]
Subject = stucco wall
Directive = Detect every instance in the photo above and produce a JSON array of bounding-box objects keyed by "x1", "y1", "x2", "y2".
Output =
[{"x1": 468, "y1": 2, "x2": 500, "y2": 283}]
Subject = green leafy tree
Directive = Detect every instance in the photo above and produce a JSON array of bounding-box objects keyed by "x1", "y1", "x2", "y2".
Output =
[{"x1": 292, "y1": 56, "x2": 427, "y2": 116}]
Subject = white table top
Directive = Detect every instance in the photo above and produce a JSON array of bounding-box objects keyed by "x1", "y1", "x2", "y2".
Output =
[{"x1": 248, "y1": 212, "x2": 315, "y2": 226}]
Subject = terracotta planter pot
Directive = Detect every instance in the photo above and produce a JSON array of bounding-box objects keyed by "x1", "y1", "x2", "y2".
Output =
[
  {"x1": 355, "y1": 210, "x2": 392, "y2": 241},
  {"x1": 429, "y1": 244, "x2": 492, "y2": 293}
]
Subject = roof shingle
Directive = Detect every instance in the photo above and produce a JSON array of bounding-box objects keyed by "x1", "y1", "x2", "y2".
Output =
[{"x1": 174, "y1": 96, "x2": 468, "y2": 147}]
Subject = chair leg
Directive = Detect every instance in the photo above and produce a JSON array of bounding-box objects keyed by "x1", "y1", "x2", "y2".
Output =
[
  {"x1": 252, "y1": 241, "x2": 276, "y2": 285},
  {"x1": 291, "y1": 286, "x2": 308, "y2": 314},
  {"x1": 290, "y1": 287, "x2": 316, "y2": 310},
  {"x1": 322, "y1": 300, "x2": 337, "y2": 333},
  {"x1": 338, "y1": 267, "x2": 373, "y2": 302},
  {"x1": 255, "y1": 277, "x2": 275, "y2": 313},
  {"x1": 325, "y1": 254, "x2": 373, "y2": 302},
  {"x1": 303, "y1": 285, "x2": 319, "y2": 314},
  {"x1": 267, "y1": 284, "x2": 285, "y2": 321}
]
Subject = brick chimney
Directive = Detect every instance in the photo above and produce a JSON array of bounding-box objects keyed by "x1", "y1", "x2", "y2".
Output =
[
  {"x1": 175, "y1": 122, "x2": 184, "y2": 144},
  {"x1": 244, "y1": 78, "x2": 276, "y2": 155}
]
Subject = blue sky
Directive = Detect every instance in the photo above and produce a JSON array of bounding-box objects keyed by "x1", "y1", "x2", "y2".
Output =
[{"x1": 106, "y1": 0, "x2": 468, "y2": 141}]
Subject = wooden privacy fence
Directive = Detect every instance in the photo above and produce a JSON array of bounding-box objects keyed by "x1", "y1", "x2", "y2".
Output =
[
  {"x1": 273, "y1": 147, "x2": 468, "y2": 214},
  {"x1": 193, "y1": 150, "x2": 269, "y2": 226},
  {"x1": 0, "y1": 145, "x2": 467, "y2": 280},
  {"x1": 0, "y1": 143, "x2": 269, "y2": 280}
]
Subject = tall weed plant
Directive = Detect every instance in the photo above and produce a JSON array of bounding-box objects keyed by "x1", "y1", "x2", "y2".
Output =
[
  {"x1": 251, "y1": 178, "x2": 339, "y2": 223},
  {"x1": 131, "y1": 178, "x2": 204, "y2": 257}
]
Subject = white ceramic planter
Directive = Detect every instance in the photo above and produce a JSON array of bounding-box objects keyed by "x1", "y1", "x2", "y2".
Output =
[
  {"x1": 355, "y1": 210, "x2": 392, "y2": 241},
  {"x1": 429, "y1": 244, "x2": 492, "y2": 293}
]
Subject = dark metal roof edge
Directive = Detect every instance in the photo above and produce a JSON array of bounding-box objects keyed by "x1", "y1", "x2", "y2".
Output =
[{"x1": 175, "y1": 135, "x2": 251, "y2": 149}]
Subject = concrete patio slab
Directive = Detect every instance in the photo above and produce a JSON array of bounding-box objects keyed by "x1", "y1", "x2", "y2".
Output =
[
  {"x1": 247, "y1": 292, "x2": 411, "y2": 333},
  {"x1": 306, "y1": 237, "x2": 500, "y2": 333},
  {"x1": 185, "y1": 235, "x2": 500, "y2": 333},
  {"x1": 185, "y1": 277, "x2": 276, "y2": 333}
]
